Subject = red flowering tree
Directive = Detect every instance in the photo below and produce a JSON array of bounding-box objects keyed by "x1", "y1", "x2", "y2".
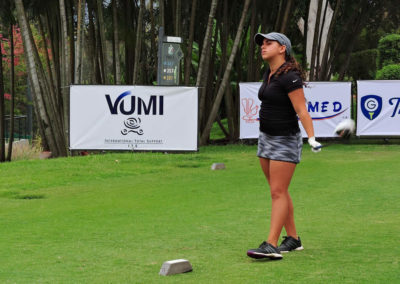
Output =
[
  {"x1": 1, "y1": 26, "x2": 26, "y2": 105},
  {"x1": 0, "y1": 25, "x2": 29, "y2": 161}
]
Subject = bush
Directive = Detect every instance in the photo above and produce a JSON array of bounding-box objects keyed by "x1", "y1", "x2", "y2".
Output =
[
  {"x1": 377, "y1": 34, "x2": 400, "y2": 68},
  {"x1": 375, "y1": 64, "x2": 400, "y2": 80}
]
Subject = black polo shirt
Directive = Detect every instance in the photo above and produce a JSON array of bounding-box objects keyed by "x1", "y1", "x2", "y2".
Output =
[{"x1": 258, "y1": 65, "x2": 303, "y2": 135}]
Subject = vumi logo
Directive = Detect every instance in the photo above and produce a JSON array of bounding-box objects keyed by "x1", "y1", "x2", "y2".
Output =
[
  {"x1": 121, "y1": 117, "x2": 144, "y2": 136},
  {"x1": 105, "y1": 91, "x2": 164, "y2": 115}
]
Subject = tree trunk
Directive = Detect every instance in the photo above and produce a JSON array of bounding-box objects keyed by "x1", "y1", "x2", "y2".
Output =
[
  {"x1": 215, "y1": 8, "x2": 226, "y2": 96},
  {"x1": 196, "y1": 0, "x2": 218, "y2": 87},
  {"x1": 280, "y1": 0, "x2": 293, "y2": 34},
  {"x1": 254, "y1": 1, "x2": 270, "y2": 79},
  {"x1": 96, "y1": 0, "x2": 107, "y2": 83},
  {"x1": 15, "y1": 0, "x2": 60, "y2": 156},
  {"x1": 87, "y1": 1, "x2": 101, "y2": 83},
  {"x1": 59, "y1": 0, "x2": 70, "y2": 152},
  {"x1": 200, "y1": 0, "x2": 251, "y2": 145},
  {"x1": 320, "y1": 0, "x2": 342, "y2": 81},
  {"x1": 28, "y1": 77, "x2": 48, "y2": 150},
  {"x1": 160, "y1": 0, "x2": 165, "y2": 28},
  {"x1": 224, "y1": 82, "x2": 235, "y2": 141},
  {"x1": 33, "y1": 34, "x2": 66, "y2": 156},
  {"x1": 175, "y1": 0, "x2": 181, "y2": 36},
  {"x1": 112, "y1": 0, "x2": 121, "y2": 84},
  {"x1": 184, "y1": 0, "x2": 197, "y2": 85},
  {"x1": 44, "y1": 11, "x2": 60, "y2": 97},
  {"x1": 274, "y1": 0, "x2": 284, "y2": 32},
  {"x1": 315, "y1": 0, "x2": 329, "y2": 80},
  {"x1": 302, "y1": 0, "x2": 310, "y2": 71},
  {"x1": 247, "y1": 0, "x2": 256, "y2": 82},
  {"x1": 123, "y1": 0, "x2": 134, "y2": 84},
  {"x1": 201, "y1": 21, "x2": 219, "y2": 131},
  {"x1": 227, "y1": 0, "x2": 238, "y2": 24},
  {"x1": 309, "y1": 0, "x2": 323, "y2": 81},
  {"x1": 222, "y1": 0, "x2": 234, "y2": 140},
  {"x1": 20, "y1": 0, "x2": 66, "y2": 156},
  {"x1": 75, "y1": 0, "x2": 86, "y2": 84},
  {"x1": 0, "y1": 28, "x2": 5, "y2": 162},
  {"x1": 36, "y1": 17, "x2": 59, "y2": 116},
  {"x1": 87, "y1": 4, "x2": 95, "y2": 83},
  {"x1": 236, "y1": 22, "x2": 250, "y2": 86},
  {"x1": 7, "y1": 24, "x2": 16, "y2": 161},
  {"x1": 66, "y1": 0, "x2": 75, "y2": 83},
  {"x1": 200, "y1": 15, "x2": 221, "y2": 133},
  {"x1": 149, "y1": 0, "x2": 156, "y2": 81},
  {"x1": 132, "y1": 0, "x2": 144, "y2": 84},
  {"x1": 196, "y1": 0, "x2": 218, "y2": 126},
  {"x1": 38, "y1": 16, "x2": 57, "y2": 97}
]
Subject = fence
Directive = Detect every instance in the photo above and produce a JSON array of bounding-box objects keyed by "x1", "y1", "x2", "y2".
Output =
[{"x1": 4, "y1": 115, "x2": 31, "y2": 142}]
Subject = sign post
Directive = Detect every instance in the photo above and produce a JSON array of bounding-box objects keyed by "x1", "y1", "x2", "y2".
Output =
[{"x1": 157, "y1": 27, "x2": 184, "y2": 86}]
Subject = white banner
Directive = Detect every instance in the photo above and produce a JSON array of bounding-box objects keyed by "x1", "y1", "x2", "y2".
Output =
[
  {"x1": 239, "y1": 82, "x2": 352, "y2": 139},
  {"x1": 239, "y1": 83, "x2": 261, "y2": 139},
  {"x1": 357, "y1": 80, "x2": 400, "y2": 136},
  {"x1": 70, "y1": 85, "x2": 198, "y2": 151}
]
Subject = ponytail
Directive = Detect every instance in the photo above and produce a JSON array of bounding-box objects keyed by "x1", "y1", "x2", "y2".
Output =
[{"x1": 275, "y1": 54, "x2": 307, "y2": 84}]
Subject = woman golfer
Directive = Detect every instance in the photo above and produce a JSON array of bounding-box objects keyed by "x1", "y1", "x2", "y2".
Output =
[{"x1": 247, "y1": 32, "x2": 321, "y2": 260}]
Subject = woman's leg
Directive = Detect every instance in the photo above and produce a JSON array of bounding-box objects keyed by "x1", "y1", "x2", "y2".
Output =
[
  {"x1": 260, "y1": 158, "x2": 297, "y2": 246},
  {"x1": 259, "y1": 158, "x2": 297, "y2": 247},
  {"x1": 283, "y1": 194, "x2": 298, "y2": 239},
  {"x1": 259, "y1": 158, "x2": 271, "y2": 184}
]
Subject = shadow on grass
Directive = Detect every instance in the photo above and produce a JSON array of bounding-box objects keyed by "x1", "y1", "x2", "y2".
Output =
[
  {"x1": 176, "y1": 164, "x2": 202, "y2": 168},
  {"x1": 247, "y1": 258, "x2": 283, "y2": 263},
  {"x1": 14, "y1": 194, "x2": 46, "y2": 200},
  {"x1": 0, "y1": 190, "x2": 46, "y2": 200}
]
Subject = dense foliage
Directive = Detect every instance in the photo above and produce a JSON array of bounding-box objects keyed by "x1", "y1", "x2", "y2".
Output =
[
  {"x1": 376, "y1": 64, "x2": 400, "y2": 80},
  {"x1": 377, "y1": 34, "x2": 400, "y2": 68},
  {"x1": 375, "y1": 33, "x2": 400, "y2": 79}
]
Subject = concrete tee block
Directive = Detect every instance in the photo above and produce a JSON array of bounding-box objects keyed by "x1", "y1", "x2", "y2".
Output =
[
  {"x1": 211, "y1": 163, "x2": 226, "y2": 170},
  {"x1": 159, "y1": 259, "x2": 193, "y2": 276}
]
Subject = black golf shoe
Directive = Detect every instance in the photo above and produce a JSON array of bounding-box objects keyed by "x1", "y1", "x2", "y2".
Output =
[
  {"x1": 277, "y1": 236, "x2": 304, "y2": 253},
  {"x1": 247, "y1": 241, "x2": 282, "y2": 260}
]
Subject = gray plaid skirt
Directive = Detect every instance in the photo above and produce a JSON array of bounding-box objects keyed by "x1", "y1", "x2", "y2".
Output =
[{"x1": 257, "y1": 131, "x2": 303, "y2": 164}]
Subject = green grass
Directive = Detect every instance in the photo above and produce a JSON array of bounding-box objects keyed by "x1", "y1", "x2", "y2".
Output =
[{"x1": 0, "y1": 144, "x2": 399, "y2": 283}]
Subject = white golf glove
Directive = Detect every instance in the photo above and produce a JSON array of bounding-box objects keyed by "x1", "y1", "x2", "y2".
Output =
[{"x1": 308, "y1": 136, "x2": 322, "y2": 152}]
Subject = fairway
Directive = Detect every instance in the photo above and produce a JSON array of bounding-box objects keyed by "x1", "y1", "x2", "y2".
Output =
[{"x1": 0, "y1": 144, "x2": 399, "y2": 283}]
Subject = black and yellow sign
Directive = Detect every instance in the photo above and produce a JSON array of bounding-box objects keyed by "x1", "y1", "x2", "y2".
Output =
[
  {"x1": 160, "y1": 43, "x2": 183, "y2": 85},
  {"x1": 157, "y1": 27, "x2": 184, "y2": 86}
]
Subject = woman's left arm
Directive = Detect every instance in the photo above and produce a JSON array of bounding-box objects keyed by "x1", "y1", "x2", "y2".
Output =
[
  {"x1": 288, "y1": 88, "x2": 314, "y2": 138},
  {"x1": 288, "y1": 88, "x2": 322, "y2": 151}
]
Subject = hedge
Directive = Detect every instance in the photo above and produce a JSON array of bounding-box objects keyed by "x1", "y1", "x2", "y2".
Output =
[{"x1": 375, "y1": 64, "x2": 400, "y2": 80}]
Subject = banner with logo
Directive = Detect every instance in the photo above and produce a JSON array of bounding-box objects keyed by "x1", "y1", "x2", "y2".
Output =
[
  {"x1": 239, "y1": 83, "x2": 262, "y2": 139},
  {"x1": 357, "y1": 80, "x2": 400, "y2": 136},
  {"x1": 239, "y1": 82, "x2": 352, "y2": 139},
  {"x1": 70, "y1": 85, "x2": 198, "y2": 151}
]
